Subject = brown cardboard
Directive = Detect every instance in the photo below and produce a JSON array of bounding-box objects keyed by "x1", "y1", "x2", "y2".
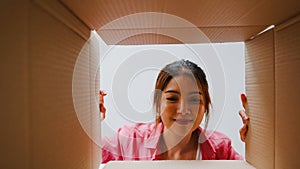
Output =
[
  {"x1": 62, "y1": 0, "x2": 300, "y2": 28},
  {"x1": 275, "y1": 19, "x2": 300, "y2": 169},
  {"x1": 0, "y1": 0, "x2": 100, "y2": 169},
  {"x1": 245, "y1": 30, "x2": 275, "y2": 169},
  {"x1": 35, "y1": 0, "x2": 90, "y2": 40},
  {"x1": 29, "y1": 2, "x2": 104, "y2": 168},
  {"x1": 62, "y1": 0, "x2": 299, "y2": 44},
  {"x1": 244, "y1": 14, "x2": 300, "y2": 169},
  {"x1": 0, "y1": 1, "x2": 30, "y2": 168},
  {"x1": 30, "y1": 2, "x2": 97, "y2": 169}
]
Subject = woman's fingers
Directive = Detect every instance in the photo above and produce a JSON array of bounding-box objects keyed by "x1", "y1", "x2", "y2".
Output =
[
  {"x1": 239, "y1": 93, "x2": 250, "y2": 142},
  {"x1": 241, "y1": 93, "x2": 247, "y2": 109},
  {"x1": 100, "y1": 103, "x2": 106, "y2": 113},
  {"x1": 239, "y1": 110, "x2": 249, "y2": 125},
  {"x1": 240, "y1": 94, "x2": 250, "y2": 124},
  {"x1": 239, "y1": 124, "x2": 248, "y2": 142},
  {"x1": 238, "y1": 110, "x2": 249, "y2": 142},
  {"x1": 99, "y1": 90, "x2": 107, "y2": 104},
  {"x1": 241, "y1": 93, "x2": 249, "y2": 115},
  {"x1": 99, "y1": 90, "x2": 107, "y2": 120}
]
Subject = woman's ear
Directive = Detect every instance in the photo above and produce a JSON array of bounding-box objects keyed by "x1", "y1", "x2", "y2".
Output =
[
  {"x1": 156, "y1": 113, "x2": 162, "y2": 123},
  {"x1": 156, "y1": 112, "x2": 160, "y2": 117}
]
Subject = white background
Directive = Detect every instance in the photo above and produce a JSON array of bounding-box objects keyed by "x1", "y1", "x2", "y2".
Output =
[{"x1": 99, "y1": 36, "x2": 245, "y2": 157}]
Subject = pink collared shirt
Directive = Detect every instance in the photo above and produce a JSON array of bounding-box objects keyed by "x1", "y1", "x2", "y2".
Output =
[{"x1": 102, "y1": 122, "x2": 243, "y2": 163}]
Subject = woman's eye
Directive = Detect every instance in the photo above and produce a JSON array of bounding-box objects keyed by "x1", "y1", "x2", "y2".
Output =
[
  {"x1": 189, "y1": 98, "x2": 201, "y2": 104},
  {"x1": 166, "y1": 97, "x2": 178, "y2": 102}
]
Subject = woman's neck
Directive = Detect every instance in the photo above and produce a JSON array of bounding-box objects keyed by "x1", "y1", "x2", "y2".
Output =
[
  {"x1": 158, "y1": 129, "x2": 198, "y2": 159},
  {"x1": 163, "y1": 131, "x2": 192, "y2": 151}
]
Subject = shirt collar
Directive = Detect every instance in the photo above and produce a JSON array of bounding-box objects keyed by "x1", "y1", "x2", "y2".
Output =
[
  {"x1": 144, "y1": 123, "x2": 163, "y2": 149},
  {"x1": 144, "y1": 123, "x2": 215, "y2": 154},
  {"x1": 144, "y1": 123, "x2": 217, "y2": 159},
  {"x1": 195, "y1": 127, "x2": 216, "y2": 154}
]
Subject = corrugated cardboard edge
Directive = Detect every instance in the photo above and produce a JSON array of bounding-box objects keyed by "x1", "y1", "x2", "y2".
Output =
[
  {"x1": 274, "y1": 14, "x2": 300, "y2": 169},
  {"x1": 244, "y1": 13, "x2": 300, "y2": 169},
  {"x1": 245, "y1": 29, "x2": 275, "y2": 169}
]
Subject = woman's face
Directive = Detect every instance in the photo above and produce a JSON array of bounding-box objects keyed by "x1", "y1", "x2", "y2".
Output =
[{"x1": 160, "y1": 75, "x2": 206, "y2": 136}]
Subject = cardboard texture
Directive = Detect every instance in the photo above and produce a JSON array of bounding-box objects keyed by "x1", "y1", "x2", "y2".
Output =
[
  {"x1": 1, "y1": 0, "x2": 300, "y2": 169},
  {"x1": 245, "y1": 30, "x2": 275, "y2": 169},
  {"x1": 72, "y1": 32, "x2": 102, "y2": 168},
  {"x1": 275, "y1": 19, "x2": 300, "y2": 169},
  {"x1": 30, "y1": 2, "x2": 99, "y2": 169},
  {"x1": 62, "y1": 0, "x2": 300, "y2": 28},
  {"x1": 0, "y1": 1, "x2": 30, "y2": 168},
  {"x1": 244, "y1": 15, "x2": 300, "y2": 169},
  {"x1": 62, "y1": 0, "x2": 300, "y2": 44},
  {"x1": 0, "y1": 1, "x2": 100, "y2": 169}
]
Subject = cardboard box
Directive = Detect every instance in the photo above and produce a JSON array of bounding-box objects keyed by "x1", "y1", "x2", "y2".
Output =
[
  {"x1": 0, "y1": 0, "x2": 299, "y2": 169},
  {"x1": 103, "y1": 160, "x2": 256, "y2": 169}
]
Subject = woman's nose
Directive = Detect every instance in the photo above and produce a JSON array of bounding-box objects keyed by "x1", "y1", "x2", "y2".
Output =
[{"x1": 177, "y1": 101, "x2": 191, "y2": 115}]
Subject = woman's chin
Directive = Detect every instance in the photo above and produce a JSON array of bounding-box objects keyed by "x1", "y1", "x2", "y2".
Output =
[{"x1": 167, "y1": 123, "x2": 194, "y2": 137}]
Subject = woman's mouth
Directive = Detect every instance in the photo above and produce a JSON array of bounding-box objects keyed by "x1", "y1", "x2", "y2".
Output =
[{"x1": 173, "y1": 119, "x2": 193, "y2": 125}]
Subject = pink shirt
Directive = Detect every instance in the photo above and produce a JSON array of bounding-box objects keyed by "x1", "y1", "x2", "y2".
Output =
[{"x1": 102, "y1": 122, "x2": 243, "y2": 163}]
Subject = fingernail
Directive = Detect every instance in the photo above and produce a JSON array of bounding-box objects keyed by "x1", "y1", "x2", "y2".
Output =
[{"x1": 100, "y1": 112, "x2": 105, "y2": 121}]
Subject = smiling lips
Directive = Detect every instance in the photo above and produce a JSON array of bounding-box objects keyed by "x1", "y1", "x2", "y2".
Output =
[{"x1": 173, "y1": 118, "x2": 194, "y2": 125}]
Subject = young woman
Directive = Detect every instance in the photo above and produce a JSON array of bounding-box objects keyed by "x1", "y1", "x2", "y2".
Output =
[{"x1": 100, "y1": 60, "x2": 249, "y2": 163}]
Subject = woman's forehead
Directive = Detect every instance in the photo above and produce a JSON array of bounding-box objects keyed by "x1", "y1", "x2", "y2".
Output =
[{"x1": 164, "y1": 75, "x2": 203, "y2": 92}]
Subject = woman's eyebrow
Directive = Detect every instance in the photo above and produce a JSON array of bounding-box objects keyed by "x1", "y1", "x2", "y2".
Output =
[
  {"x1": 164, "y1": 90, "x2": 180, "y2": 94},
  {"x1": 164, "y1": 90, "x2": 202, "y2": 95},
  {"x1": 189, "y1": 91, "x2": 202, "y2": 95}
]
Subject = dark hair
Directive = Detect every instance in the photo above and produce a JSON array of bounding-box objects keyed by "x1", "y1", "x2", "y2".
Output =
[{"x1": 153, "y1": 59, "x2": 211, "y2": 129}]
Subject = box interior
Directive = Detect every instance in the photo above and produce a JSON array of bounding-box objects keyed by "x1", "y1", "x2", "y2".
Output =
[{"x1": 1, "y1": 0, "x2": 299, "y2": 169}]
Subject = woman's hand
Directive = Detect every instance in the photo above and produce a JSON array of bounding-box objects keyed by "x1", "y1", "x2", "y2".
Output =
[
  {"x1": 239, "y1": 94, "x2": 250, "y2": 142},
  {"x1": 99, "y1": 90, "x2": 107, "y2": 120}
]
